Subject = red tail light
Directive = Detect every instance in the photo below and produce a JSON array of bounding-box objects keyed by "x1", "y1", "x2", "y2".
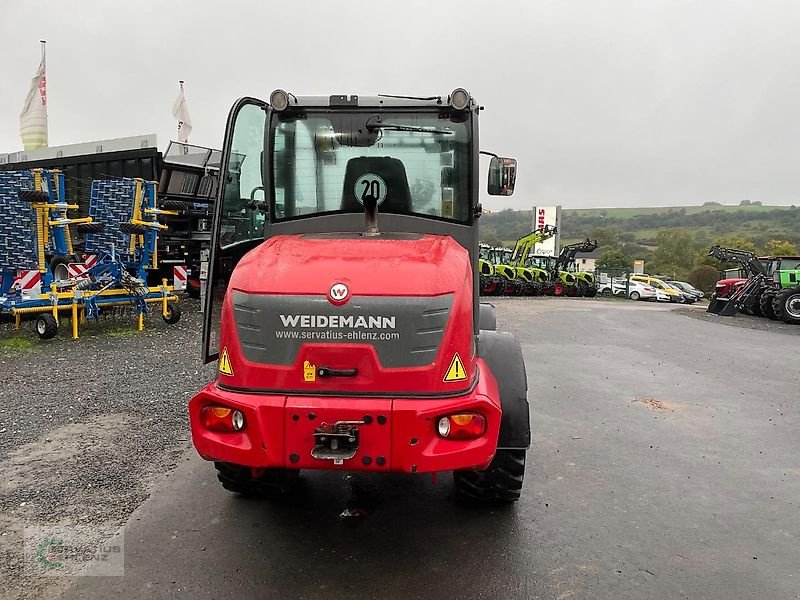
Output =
[
  {"x1": 201, "y1": 405, "x2": 246, "y2": 433},
  {"x1": 437, "y1": 413, "x2": 486, "y2": 440}
]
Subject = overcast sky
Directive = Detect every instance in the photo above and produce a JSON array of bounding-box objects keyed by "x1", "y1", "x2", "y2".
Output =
[{"x1": 2, "y1": 0, "x2": 799, "y2": 210}]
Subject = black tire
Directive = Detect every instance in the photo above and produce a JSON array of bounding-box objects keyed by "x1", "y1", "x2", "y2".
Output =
[
  {"x1": 214, "y1": 462, "x2": 299, "y2": 497},
  {"x1": 585, "y1": 286, "x2": 598, "y2": 298},
  {"x1": 160, "y1": 200, "x2": 187, "y2": 211},
  {"x1": 119, "y1": 222, "x2": 149, "y2": 235},
  {"x1": 162, "y1": 303, "x2": 182, "y2": 325},
  {"x1": 35, "y1": 313, "x2": 58, "y2": 340},
  {"x1": 49, "y1": 256, "x2": 70, "y2": 281},
  {"x1": 453, "y1": 449, "x2": 526, "y2": 505},
  {"x1": 761, "y1": 289, "x2": 778, "y2": 320},
  {"x1": 601, "y1": 288, "x2": 612, "y2": 297},
  {"x1": 630, "y1": 291, "x2": 640, "y2": 301},
  {"x1": 18, "y1": 190, "x2": 50, "y2": 203},
  {"x1": 773, "y1": 287, "x2": 800, "y2": 324},
  {"x1": 750, "y1": 291, "x2": 764, "y2": 317},
  {"x1": 77, "y1": 222, "x2": 105, "y2": 234}
]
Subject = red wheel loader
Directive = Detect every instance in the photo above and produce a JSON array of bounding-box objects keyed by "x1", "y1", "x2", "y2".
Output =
[{"x1": 190, "y1": 89, "x2": 530, "y2": 504}]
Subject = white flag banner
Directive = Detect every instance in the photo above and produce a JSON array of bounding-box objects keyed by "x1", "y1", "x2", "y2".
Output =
[
  {"x1": 171, "y1": 83, "x2": 192, "y2": 144},
  {"x1": 19, "y1": 54, "x2": 48, "y2": 151}
]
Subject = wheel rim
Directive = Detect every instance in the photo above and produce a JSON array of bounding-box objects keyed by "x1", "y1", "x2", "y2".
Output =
[
  {"x1": 54, "y1": 263, "x2": 68, "y2": 280},
  {"x1": 786, "y1": 294, "x2": 800, "y2": 318},
  {"x1": 36, "y1": 319, "x2": 46, "y2": 334},
  {"x1": 631, "y1": 292, "x2": 639, "y2": 300}
]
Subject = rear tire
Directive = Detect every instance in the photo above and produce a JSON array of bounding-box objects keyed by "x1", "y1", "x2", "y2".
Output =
[
  {"x1": 35, "y1": 314, "x2": 58, "y2": 339},
  {"x1": 773, "y1": 287, "x2": 800, "y2": 324},
  {"x1": 585, "y1": 287, "x2": 598, "y2": 298},
  {"x1": 215, "y1": 462, "x2": 299, "y2": 497},
  {"x1": 453, "y1": 450, "x2": 526, "y2": 505},
  {"x1": 630, "y1": 291, "x2": 640, "y2": 301}
]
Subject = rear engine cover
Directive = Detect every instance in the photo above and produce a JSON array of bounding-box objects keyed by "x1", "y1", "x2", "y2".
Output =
[{"x1": 217, "y1": 233, "x2": 474, "y2": 396}]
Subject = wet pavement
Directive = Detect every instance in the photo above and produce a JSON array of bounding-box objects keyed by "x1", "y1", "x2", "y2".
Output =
[{"x1": 42, "y1": 299, "x2": 800, "y2": 599}]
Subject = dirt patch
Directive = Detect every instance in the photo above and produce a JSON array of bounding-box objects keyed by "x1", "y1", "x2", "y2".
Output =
[
  {"x1": 678, "y1": 306, "x2": 800, "y2": 335},
  {"x1": 633, "y1": 397, "x2": 674, "y2": 411}
]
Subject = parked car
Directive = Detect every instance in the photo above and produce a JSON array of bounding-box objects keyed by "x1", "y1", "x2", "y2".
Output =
[
  {"x1": 627, "y1": 279, "x2": 658, "y2": 301},
  {"x1": 670, "y1": 281, "x2": 705, "y2": 299},
  {"x1": 598, "y1": 277, "x2": 628, "y2": 297},
  {"x1": 630, "y1": 275, "x2": 693, "y2": 303}
]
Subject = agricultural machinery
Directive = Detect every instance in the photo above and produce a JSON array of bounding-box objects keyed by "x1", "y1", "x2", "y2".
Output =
[
  {"x1": 478, "y1": 243, "x2": 504, "y2": 296},
  {"x1": 707, "y1": 245, "x2": 800, "y2": 323},
  {"x1": 478, "y1": 227, "x2": 559, "y2": 297},
  {"x1": 0, "y1": 169, "x2": 182, "y2": 338},
  {"x1": 190, "y1": 89, "x2": 531, "y2": 504},
  {"x1": 533, "y1": 239, "x2": 599, "y2": 297}
]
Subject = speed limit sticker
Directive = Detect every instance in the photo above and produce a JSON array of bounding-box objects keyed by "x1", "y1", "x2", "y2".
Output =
[{"x1": 354, "y1": 173, "x2": 387, "y2": 205}]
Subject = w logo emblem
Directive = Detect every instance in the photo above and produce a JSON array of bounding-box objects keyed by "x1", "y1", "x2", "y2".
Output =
[{"x1": 329, "y1": 283, "x2": 349, "y2": 304}]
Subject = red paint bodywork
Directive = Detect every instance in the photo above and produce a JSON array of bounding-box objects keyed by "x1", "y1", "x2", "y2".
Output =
[
  {"x1": 189, "y1": 233, "x2": 502, "y2": 472},
  {"x1": 714, "y1": 278, "x2": 746, "y2": 298}
]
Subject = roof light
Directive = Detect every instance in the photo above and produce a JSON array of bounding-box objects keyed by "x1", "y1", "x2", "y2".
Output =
[
  {"x1": 450, "y1": 88, "x2": 470, "y2": 111},
  {"x1": 270, "y1": 89, "x2": 290, "y2": 111}
]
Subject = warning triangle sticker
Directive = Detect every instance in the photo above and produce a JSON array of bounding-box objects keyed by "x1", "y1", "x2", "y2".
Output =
[
  {"x1": 219, "y1": 347, "x2": 234, "y2": 376},
  {"x1": 443, "y1": 352, "x2": 467, "y2": 382}
]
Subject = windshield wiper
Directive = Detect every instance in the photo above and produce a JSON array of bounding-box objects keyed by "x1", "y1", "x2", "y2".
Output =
[{"x1": 365, "y1": 117, "x2": 453, "y2": 135}]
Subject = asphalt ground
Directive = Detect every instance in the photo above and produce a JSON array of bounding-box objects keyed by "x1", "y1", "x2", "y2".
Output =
[{"x1": 2, "y1": 298, "x2": 799, "y2": 600}]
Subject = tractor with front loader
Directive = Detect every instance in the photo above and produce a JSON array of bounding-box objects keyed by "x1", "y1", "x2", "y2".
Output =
[
  {"x1": 508, "y1": 225, "x2": 558, "y2": 296},
  {"x1": 533, "y1": 239, "x2": 599, "y2": 297},
  {"x1": 707, "y1": 245, "x2": 800, "y2": 323},
  {"x1": 190, "y1": 89, "x2": 530, "y2": 504}
]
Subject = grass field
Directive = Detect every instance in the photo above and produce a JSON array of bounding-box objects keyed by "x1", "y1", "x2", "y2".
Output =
[{"x1": 565, "y1": 204, "x2": 793, "y2": 218}]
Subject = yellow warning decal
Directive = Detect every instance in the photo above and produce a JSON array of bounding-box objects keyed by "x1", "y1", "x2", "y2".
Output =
[
  {"x1": 304, "y1": 360, "x2": 316, "y2": 382},
  {"x1": 218, "y1": 347, "x2": 234, "y2": 376},
  {"x1": 443, "y1": 352, "x2": 468, "y2": 382}
]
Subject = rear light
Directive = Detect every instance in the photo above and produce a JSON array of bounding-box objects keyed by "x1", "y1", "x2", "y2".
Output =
[
  {"x1": 436, "y1": 413, "x2": 487, "y2": 440},
  {"x1": 201, "y1": 405, "x2": 246, "y2": 433}
]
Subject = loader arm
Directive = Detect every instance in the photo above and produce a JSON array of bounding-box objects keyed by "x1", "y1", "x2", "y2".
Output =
[
  {"x1": 707, "y1": 245, "x2": 766, "y2": 277},
  {"x1": 510, "y1": 225, "x2": 557, "y2": 267},
  {"x1": 553, "y1": 239, "x2": 598, "y2": 276}
]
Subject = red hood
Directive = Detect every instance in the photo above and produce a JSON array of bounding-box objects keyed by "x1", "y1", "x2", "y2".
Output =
[
  {"x1": 217, "y1": 233, "x2": 476, "y2": 396},
  {"x1": 232, "y1": 233, "x2": 469, "y2": 297}
]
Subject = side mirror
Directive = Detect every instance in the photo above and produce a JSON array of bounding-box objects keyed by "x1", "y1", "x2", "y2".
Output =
[{"x1": 488, "y1": 156, "x2": 517, "y2": 196}]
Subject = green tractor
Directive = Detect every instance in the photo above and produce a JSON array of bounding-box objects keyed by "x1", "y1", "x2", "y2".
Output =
[
  {"x1": 534, "y1": 239, "x2": 599, "y2": 297},
  {"x1": 485, "y1": 246, "x2": 524, "y2": 295},
  {"x1": 478, "y1": 243, "x2": 504, "y2": 296},
  {"x1": 760, "y1": 256, "x2": 800, "y2": 323},
  {"x1": 508, "y1": 225, "x2": 558, "y2": 296}
]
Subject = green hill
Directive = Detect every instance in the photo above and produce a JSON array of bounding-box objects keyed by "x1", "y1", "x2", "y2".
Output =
[{"x1": 481, "y1": 204, "x2": 799, "y2": 249}]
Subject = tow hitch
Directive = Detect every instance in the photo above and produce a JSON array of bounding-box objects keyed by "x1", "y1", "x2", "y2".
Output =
[{"x1": 311, "y1": 420, "x2": 364, "y2": 464}]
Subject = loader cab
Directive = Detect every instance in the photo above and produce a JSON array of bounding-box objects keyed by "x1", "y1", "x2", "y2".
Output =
[{"x1": 202, "y1": 90, "x2": 516, "y2": 360}]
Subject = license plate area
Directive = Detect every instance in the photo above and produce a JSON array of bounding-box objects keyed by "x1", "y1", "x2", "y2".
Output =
[{"x1": 311, "y1": 421, "x2": 362, "y2": 464}]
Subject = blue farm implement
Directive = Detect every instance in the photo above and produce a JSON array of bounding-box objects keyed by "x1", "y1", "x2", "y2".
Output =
[{"x1": 0, "y1": 169, "x2": 181, "y2": 339}]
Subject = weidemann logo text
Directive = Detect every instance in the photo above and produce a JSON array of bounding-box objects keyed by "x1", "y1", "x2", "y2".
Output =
[{"x1": 280, "y1": 314, "x2": 396, "y2": 329}]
